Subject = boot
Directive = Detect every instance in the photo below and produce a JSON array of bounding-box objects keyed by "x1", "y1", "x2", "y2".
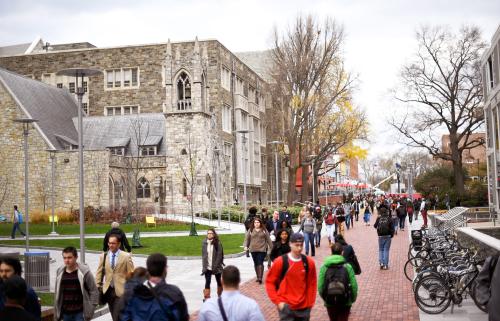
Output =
[
  {"x1": 217, "y1": 286, "x2": 223, "y2": 297},
  {"x1": 254, "y1": 266, "x2": 259, "y2": 282},
  {"x1": 203, "y1": 288, "x2": 211, "y2": 302},
  {"x1": 257, "y1": 265, "x2": 264, "y2": 284}
]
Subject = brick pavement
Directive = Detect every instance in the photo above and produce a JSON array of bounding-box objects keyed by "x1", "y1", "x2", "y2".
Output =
[{"x1": 191, "y1": 215, "x2": 420, "y2": 321}]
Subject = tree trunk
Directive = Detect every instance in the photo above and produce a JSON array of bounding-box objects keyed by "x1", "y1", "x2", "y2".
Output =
[
  {"x1": 452, "y1": 159, "x2": 465, "y2": 196},
  {"x1": 287, "y1": 167, "x2": 297, "y2": 205},
  {"x1": 301, "y1": 164, "x2": 309, "y2": 202}
]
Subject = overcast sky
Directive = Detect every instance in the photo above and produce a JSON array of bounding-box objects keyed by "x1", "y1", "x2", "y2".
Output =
[{"x1": 1, "y1": 0, "x2": 499, "y2": 157}]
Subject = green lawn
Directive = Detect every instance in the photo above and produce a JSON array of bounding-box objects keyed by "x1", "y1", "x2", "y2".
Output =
[
  {"x1": 37, "y1": 292, "x2": 54, "y2": 306},
  {"x1": 0, "y1": 221, "x2": 212, "y2": 236},
  {"x1": 0, "y1": 234, "x2": 245, "y2": 256}
]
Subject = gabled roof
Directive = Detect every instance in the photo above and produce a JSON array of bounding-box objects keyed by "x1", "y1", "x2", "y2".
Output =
[
  {"x1": 80, "y1": 114, "x2": 166, "y2": 155},
  {"x1": 0, "y1": 67, "x2": 79, "y2": 150}
]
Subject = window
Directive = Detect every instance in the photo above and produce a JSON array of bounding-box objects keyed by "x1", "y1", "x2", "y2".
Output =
[
  {"x1": 82, "y1": 103, "x2": 88, "y2": 114},
  {"x1": 56, "y1": 83, "x2": 63, "y2": 89},
  {"x1": 222, "y1": 104, "x2": 232, "y2": 133},
  {"x1": 105, "y1": 105, "x2": 139, "y2": 116},
  {"x1": 181, "y1": 148, "x2": 187, "y2": 155},
  {"x1": 105, "y1": 68, "x2": 139, "y2": 89},
  {"x1": 177, "y1": 72, "x2": 192, "y2": 110},
  {"x1": 110, "y1": 147, "x2": 125, "y2": 156},
  {"x1": 223, "y1": 143, "x2": 233, "y2": 175},
  {"x1": 221, "y1": 66, "x2": 231, "y2": 90},
  {"x1": 262, "y1": 155, "x2": 267, "y2": 180},
  {"x1": 83, "y1": 81, "x2": 88, "y2": 93},
  {"x1": 140, "y1": 146, "x2": 157, "y2": 156},
  {"x1": 69, "y1": 82, "x2": 75, "y2": 93},
  {"x1": 235, "y1": 77, "x2": 244, "y2": 95},
  {"x1": 137, "y1": 177, "x2": 151, "y2": 198},
  {"x1": 488, "y1": 57, "x2": 494, "y2": 89},
  {"x1": 182, "y1": 178, "x2": 187, "y2": 196}
]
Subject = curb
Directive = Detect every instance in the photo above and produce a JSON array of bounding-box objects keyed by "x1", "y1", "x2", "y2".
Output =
[{"x1": 0, "y1": 244, "x2": 246, "y2": 260}]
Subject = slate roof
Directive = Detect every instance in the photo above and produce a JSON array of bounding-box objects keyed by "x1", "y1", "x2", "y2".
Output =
[
  {"x1": 79, "y1": 114, "x2": 166, "y2": 155},
  {"x1": 0, "y1": 43, "x2": 32, "y2": 57},
  {"x1": 0, "y1": 67, "x2": 79, "y2": 150}
]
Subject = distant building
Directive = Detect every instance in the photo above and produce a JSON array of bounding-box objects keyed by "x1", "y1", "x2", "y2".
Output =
[
  {"x1": 441, "y1": 133, "x2": 486, "y2": 165},
  {"x1": 482, "y1": 25, "x2": 500, "y2": 213}
]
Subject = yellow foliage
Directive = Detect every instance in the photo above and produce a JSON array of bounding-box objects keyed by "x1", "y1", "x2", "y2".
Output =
[
  {"x1": 340, "y1": 144, "x2": 368, "y2": 160},
  {"x1": 30, "y1": 209, "x2": 74, "y2": 223}
]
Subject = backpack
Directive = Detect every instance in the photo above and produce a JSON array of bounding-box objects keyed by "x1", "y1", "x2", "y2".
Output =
[
  {"x1": 244, "y1": 216, "x2": 254, "y2": 231},
  {"x1": 17, "y1": 212, "x2": 23, "y2": 224},
  {"x1": 123, "y1": 284, "x2": 180, "y2": 321},
  {"x1": 377, "y1": 216, "x2": 391, "y2": 236},
  {"x1": 277, "y1": 254, "x2": 308, "y2": 290},
  {"x1": 321, "y1": 264, "x2": 351, "y2": 305}
]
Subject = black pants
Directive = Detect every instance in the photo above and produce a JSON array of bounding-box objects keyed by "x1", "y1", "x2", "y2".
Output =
[
  {"x1": 354, "y1": 211, "x2": 359, "y2": 221},
  {"x1": 105, "y1": 287, "x2": 119, "y2": 321},
  {"x1": 204, "y1": 270, "x2": 222, "y2": 289},
  {"x1": 327, "y1": 306, "x2": 351, "y2": 321}
]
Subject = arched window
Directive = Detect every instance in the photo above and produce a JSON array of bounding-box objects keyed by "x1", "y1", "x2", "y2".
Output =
[
  {"x1": 180, "y1": 148, "x2": 187, "y2": 155},
  {"x1": 177, "y1": 72, "x2": 192, "y2": 110},
  {"x1": 137, "y1": 177, "x2": 151, "y2": 198},
  {"x1": 182, "y1": 178, "x2": 188, "y2": 197}
]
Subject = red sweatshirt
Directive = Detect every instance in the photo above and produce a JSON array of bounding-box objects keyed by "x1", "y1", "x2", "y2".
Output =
[{"x1": 265, "y1": 253, "x2": 317, "y2": 310}]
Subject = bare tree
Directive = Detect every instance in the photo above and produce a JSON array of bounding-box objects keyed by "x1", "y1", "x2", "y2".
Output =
[
  {"x1": 35, "y1": 173, "x2": 49, "y2": 212},
  {"x1": 270, "y1": 14, "x2": 364, "y2": 203},
  {"x1": 390, "y1": 25, "x2": 487, "y2": 195}
]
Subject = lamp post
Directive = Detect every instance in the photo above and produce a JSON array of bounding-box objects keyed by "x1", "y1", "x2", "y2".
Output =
[
  {"x1": 214, "y1": 147, "x2": 222, "y2": 227},
  {"x1": 13, "y1": 118, "x2": 38, "y2": 252},
  {"x1": 47, "y1": 149, "x2": 58, "y2": 235},
  {"x1": 235, "y1": 130, "x2": 253, "y2": 218},
  {"x1": 268, "y1": 141, "x2": 283, "y2": 208},
  {"x1": 307, "y1": 154, "x2": 318, "y2": 204},
  {"x1": 56, "y1": 68, "x2": 101, "y2": 263}
]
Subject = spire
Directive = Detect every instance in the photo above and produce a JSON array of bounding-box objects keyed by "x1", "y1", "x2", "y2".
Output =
[
  {"x1": 166, "y1": 38, "x2": 172, "y2": 57},
  {"x1": 194, "y1": 36, "x2": 200, "y2": 55}
]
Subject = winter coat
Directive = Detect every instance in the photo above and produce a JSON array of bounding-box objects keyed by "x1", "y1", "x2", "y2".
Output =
[
  {"x1": 244, "y1": 228, "x2": 273, "y2": 253},
  {"x1": 317, "y1": 254, "x2": 358, "y2": 307},
  {"x1": 54, "y1": 263, "x2": 99, "y2": 321},
  {"x1": 489, "y1": 257, "x2": 500, "y2": 321},
  {"x1": 270, "y1": 240, "x2": 291, "y2": 261},
  {"x1": 201, "y1": 238, "x2": 224, "y2": 275}
]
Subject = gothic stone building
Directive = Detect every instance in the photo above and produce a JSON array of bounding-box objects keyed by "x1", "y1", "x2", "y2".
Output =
[{"x1": 0, "y1": 38, "x2": 285, "y2": 215}]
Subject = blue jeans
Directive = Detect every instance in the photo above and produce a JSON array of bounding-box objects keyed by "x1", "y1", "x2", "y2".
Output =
[
  {"x1": 314, "y1": 226, "x2": 322, "y2": 246},
  {"x1": 304, "y1": 232, "x2": 315, "y2": 256},
  {"x1": 63, "y1": 312, "x2": 84, "y2": 321},
  {"x1": 378, "y1": 235, "x2": 392, "y2": 266},
  {"x1": 11, "y1": 222, "x2": 25, "y2": 238},
  {"x1": 392, "y1": 217, "x2": 399, "y2": 232},
  {"x1": 345, "y1": 214, "x2": 351, "y2": 229}
]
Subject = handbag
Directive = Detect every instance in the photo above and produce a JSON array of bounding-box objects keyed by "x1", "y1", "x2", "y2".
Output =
[{"x1": 98, "y1": 252, "x2": 108, "y2": 305}]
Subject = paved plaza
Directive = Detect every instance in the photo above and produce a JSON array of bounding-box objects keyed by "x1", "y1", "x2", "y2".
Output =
[{"x1": 0, "y1": 214, "x2": 489, "y2": 321}]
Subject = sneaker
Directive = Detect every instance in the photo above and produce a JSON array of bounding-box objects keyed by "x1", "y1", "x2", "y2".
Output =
[{"x1": 380, "y1": 264, "x2": 384, "y2": 269}]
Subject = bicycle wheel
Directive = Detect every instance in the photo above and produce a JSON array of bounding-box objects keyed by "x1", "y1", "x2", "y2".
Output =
[
  {"x1": 414, "y1": 275, "x2": 451, "y2": 314},
  {"x1": 412, "y1": 269, "x2": 440, "y2": 292},
  {"x1": 469, "y1": 281, "x2": 488, "y2": 313},
  {"x1": 404, "y1": 257, "x2": 424, "y2": 282}
]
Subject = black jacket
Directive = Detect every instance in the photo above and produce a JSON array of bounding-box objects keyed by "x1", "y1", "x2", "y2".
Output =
[
  {"x1": 103, "y1": 227, "x2": 132, "y2": 252},
  {"x1": 374, "y1": 215, "x2": 394, "y2": 237},
  {"x1": 266, "y1": 219, "x2": 281, "y2": 234},
  {"x1": 270, "y1": 241, "x2": 291, "y2": 261},
  {"x1": 489, "y1": 257, "x2": 500, "y2": 321}
]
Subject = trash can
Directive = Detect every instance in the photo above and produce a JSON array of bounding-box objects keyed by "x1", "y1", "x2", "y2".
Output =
[
  {"x1": 411, "y1": 229, "x2": 423, "y2": 251},
  {"x1": 24, "y1": 251, "x2": 50, "y2": 292}
]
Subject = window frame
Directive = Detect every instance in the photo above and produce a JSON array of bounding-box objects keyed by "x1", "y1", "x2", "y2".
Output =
[{"x1": 104, "y1": 67, "x2": 140, "y2": 90}]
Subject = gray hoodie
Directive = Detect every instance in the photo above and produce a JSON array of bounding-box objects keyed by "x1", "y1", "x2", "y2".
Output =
[{"x1": 54, "y1": 263, "x2": 99, "y2": 321}]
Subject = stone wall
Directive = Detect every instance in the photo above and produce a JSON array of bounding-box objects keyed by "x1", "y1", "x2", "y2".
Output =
[{"x1": 456, "y1": 227, "x2": 500, "y2": 259}]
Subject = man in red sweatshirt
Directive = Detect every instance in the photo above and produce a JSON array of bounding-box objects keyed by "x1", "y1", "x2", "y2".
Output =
[{"x1": 265, "y1": 232, "x2": 317, "y2": 320}]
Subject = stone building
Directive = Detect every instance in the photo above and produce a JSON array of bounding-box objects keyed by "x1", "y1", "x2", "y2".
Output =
[
  {"x1": 0, "y1": 37, "x2": 283, "y2": 215},
  {"x1": 482, "y1": 25, "x2": 500, "y2": 213}
]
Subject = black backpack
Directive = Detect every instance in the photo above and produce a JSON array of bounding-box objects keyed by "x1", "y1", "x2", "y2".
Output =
[
  {"x1": 321, "y1": 264, "x2": 351, "y2": 305},
  {"x1": 377, "y1": 216, "x2": 391, "y2": 235}
]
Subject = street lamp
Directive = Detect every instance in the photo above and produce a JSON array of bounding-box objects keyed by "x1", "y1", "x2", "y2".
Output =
[
  {"x1": 268, "y1": 141, "x2": 283, "y2": 208},
  {"x1": 307, "y1": 154, "x2": 318, "y2": 204},
  {"x1": 13, "y1": 118, "x2": 38, "y2": 252},
  {"x1": 56, "y1": 68, "x2": 101, "y2": 263},
  {"x1": 47, "y1": 149, "x2": 58, "y2": 236},
  {"x1": 235, "y1": 130, "x2": 253, "y2": 218},
  {"x1": 213, "y1": 147, "x2": 222, "y2": 227}
]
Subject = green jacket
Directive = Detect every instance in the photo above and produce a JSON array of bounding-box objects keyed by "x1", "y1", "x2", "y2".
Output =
[{"x1": 318, "y1": 254, "x2": 358, "y2": 307}]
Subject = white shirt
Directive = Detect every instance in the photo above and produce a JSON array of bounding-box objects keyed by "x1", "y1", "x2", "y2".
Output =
[{"x1": 198, "y1": 290, "x2": 265, "y2": 321}]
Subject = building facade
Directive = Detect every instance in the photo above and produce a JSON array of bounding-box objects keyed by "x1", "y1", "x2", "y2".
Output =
[
  {"x1": 0, "y1": 38, "x2": 283, "y2": 215},
  {"x1": 482, "y1": 25, "x2": 500, "y2": 214}
]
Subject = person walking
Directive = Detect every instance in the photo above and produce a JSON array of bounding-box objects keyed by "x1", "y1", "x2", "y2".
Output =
[
  {"x1": 318, "y1": 243, "x2": 358, "y2": 321},
  {"x1": 279, "y1": 206, "x2": 293, "y2": 226},
  {"x1": 10, "y1": 205, "x2": 25, "y2": 239},
  {"x1": 335, "y1": 204, "x2": 346, "y2": 237},
  {"x1": 297, "y1": 210, "x2": 316, "y2": 256},
  {"x1": 324, "y1": 207, "x2": 336, "y2": 245},
  {"x1": 244, "y1": 218, "x2": 273, "y2": 284},
  {"x1": 420, "y1": 197, "x2": 428, "y2": 229},
  {"x1": 313, "y1": 206, "x2": 323, "y2": 248},
  {"x1": 244, "y1": 206, "x2": 258, "y2": 231},
  {"x1": 362, "y1": 199, "x2": 371, "y2": 226},
  {"x1": 270, "y1": 229, "x2": 291, "y2": 262},
  {"x1": 390, "y1": 202, "x2": 399, "y2": 235},
  {"x1": 198, "y1": 265, "x2": 265, "y2": 321},
  {"x1": 397, "y1": 200, "x2": 407, "y2": 231},
  {"x1": 201, "y1": 228, "x2": 224, "y2": 302},
  {"x1": 406, "y1": 201, "x2": 414, "y2": 225},
  {"x1": 0, "y1": 276, "x2": 37, "y2": 321},
  {"x1": 265, "y1": 233, "x2": 317, "y2": 321},
  {"x1": 120, "y1": 253, "x2": 189, "y2": 321},
  {"x1": 334, "y1": 235, "x2": 361, "y2": 275},
  {"x1": 95, "y1": 234, "x2": 134, "y2": 321},
  {"x1": 266, "y1": 211, "x2": 281, "y2": 236},
  {"x1": 352, "y1": 197, "x2": 360, "y2": 222},
  {"x1": 54, "y1": 247, "x2": 99, "y2": 321},
  {"x1": 374, "y1": 208, "x2": 394, "y2": 270},
  {"x1": 103, "y1": 222, "x2": 131, "y2": 253},
  {"x1": 343, "y1": 202, "x2": 353, "y2": 230},
  {"x1": 0, "y1": 257, "x2": 41, "y2": 321}
]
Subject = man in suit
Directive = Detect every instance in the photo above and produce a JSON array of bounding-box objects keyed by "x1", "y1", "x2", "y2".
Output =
[
  {"x1": 266, "y1": 211, "x2": 281, "y2": 235},
  {"x1": 95, "y1": 234, "x2": 134, "y2": 321}
]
